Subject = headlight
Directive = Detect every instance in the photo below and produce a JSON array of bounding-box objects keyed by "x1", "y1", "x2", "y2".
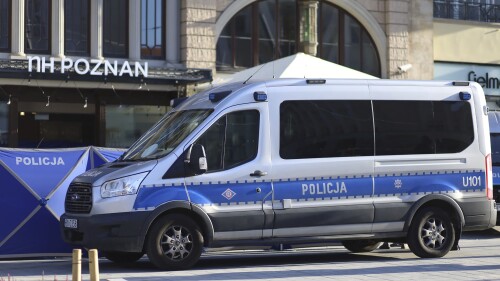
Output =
[{"x1": 101, "y1": 172, "x2": 148, "y2": 198}]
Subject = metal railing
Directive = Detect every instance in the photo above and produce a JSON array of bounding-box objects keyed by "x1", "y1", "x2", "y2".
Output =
[{"x1": 434, "y1": 0, "x2": 500, "y2": 23}]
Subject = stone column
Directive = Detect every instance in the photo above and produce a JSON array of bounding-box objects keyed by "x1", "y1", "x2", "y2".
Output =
[
  {"x1": 11, "y1": 0, "x2": 25, "y2": 57},
  {"x1": 166, "y1": 0, "x2": 180, "y2": 64},
  {"x1": 129, "y1": 0, "x2": 141, "y2": 61},
  {"x1": 386, "y1": 0, "x2": 411, "y2": 79},
  {"x1": 408, "y1": 0, "x2": 433, "y2": 80},
  {"x1": 298, "y1": 0, "x2": 318, "y2": 56},
  {"x1": 180, "y1": 0, "x2": 216, "y2": 70},
  {"x1": 90, "y1": 0, "x2": 103, "y2": 59},
  {"x1": 52, "y1": 0, "x2": 64, "y2": 57}
]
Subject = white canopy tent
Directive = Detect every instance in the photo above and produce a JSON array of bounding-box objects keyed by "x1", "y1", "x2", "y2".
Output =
[{"x1": 214, "y1": 52, "x2": 378, "y2": 85}]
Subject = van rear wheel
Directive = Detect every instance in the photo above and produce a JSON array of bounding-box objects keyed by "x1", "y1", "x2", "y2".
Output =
[
  {"x1": 342, "y1": 240, "x2": 381, "y2": 253},
  {"x1": 146, "y1": 214, "x2": 203, "y2": 270},
  {"x1": 407, "y1": 207, "x2": 455, "y2": 258}
]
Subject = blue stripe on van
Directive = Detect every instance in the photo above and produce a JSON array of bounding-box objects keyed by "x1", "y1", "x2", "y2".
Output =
[
  {"x1": 374, "y1": 171, "x2": 484, "y2": 196},
  {"x1": 133, "y1": 170, "x2": 485, "y2": 209},
  {"x1": 493, "y1": 166, "x2": 500, "y2": 185},
  {"x1": 188, "y1": 181, "x2": 273, "y2": 205},
  {"x1": 133, "y1": 186, "x2": 188, "y2": 210},
  {"x1": 273, "y1": 176, "x2": 372, "y2": 200}
]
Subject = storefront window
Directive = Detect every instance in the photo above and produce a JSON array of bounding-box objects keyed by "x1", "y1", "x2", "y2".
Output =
[
  {"x1": 103, "y1": 0, "x2": 128, "y2": 58},
  {"x1": 0, "y1": 104, "x2": 7, "y2": 147},
  {"x1": 141, "y1": 0, "x2": 165, "y2": 59},
  {"x1": 64, "y1": 0, "x2": 90, "y2": 56},
  {"x1": 25, "y1": 0, "x2": 50, "y2": 54},
  {"x1": 216, "y1": 0, "x2": 381, "y2": 77},
  {"x1": 105, "y1": 105, "x2": 168, "y2": 148},
  {"x1": 0, "y1": 0, "x2": 10, "y2": 52}
]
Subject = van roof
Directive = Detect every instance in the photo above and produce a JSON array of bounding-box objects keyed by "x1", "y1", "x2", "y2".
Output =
[{"x1": 178, "y1": 79, "x2": 478, "y2": 111}]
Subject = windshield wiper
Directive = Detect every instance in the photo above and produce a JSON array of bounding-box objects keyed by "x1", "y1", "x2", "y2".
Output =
[{"x1": 117, "y1": 158, "x2": 145, "y2": 162}]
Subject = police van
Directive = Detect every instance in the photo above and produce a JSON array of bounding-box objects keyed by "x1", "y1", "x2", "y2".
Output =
[
  {"x1": 61, "y1": 79, "x2": 496, "y2": 270},
  {"x1": 488, "y1": 111, "x2": 500, "y2": 223}
]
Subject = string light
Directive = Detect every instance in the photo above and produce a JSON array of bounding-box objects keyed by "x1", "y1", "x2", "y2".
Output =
[
  {"x1": 83, "y1": 97, "x2": 88, "y2": 108},
  {"x1": 45, "y1": 96, "x2": 50, "y2": 107},
  {"x1": 6, "y1": 94, "x2": 11, "y2": 105}
]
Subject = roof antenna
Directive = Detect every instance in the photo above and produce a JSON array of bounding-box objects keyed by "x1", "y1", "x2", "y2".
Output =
[
  {"x1": 272, "y1": 39, "x2": 276, "y2": 79},
  {"x1": 243, "y1": 63, "x2": 266, "y2": 84}
]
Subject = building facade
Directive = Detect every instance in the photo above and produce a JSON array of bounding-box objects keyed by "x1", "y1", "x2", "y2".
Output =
[
  {"x1": 433, "y1": 0, "x2": 500, "y2": 111},
  {"x1": 3, "y1": 0, "x2": 497, "y2": 148}
]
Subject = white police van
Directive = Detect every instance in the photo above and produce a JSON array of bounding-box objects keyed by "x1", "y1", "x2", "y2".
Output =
[
  {"x1": 488, "y1": 111, "x2": 500, "y2": 223},
  {"x1": 61, "y1": 79, "x2": 496, "y2": 270}
]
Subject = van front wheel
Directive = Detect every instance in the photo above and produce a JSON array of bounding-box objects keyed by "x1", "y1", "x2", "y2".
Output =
[
  {"x1": 407, "y1": 207, "x2": 455, "y2": 258},
  {"x1": 342, "y1": 240, "x2": 381, "y2": 252},
  {"x1": 146, "y1": 214, "x2": 204, "y2": 270}
]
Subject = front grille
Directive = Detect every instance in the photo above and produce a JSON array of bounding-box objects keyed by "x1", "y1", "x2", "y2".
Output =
[{"x1": 65, "y1": 183, "x2": 92, "y2": 213}]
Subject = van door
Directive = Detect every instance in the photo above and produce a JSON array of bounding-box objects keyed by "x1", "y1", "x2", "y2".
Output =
[
  {"x1": 185, "y1": 103, "x2": 273, "y2": 241},
  {"x1": 370, "y1": 85, "x2": 480, "y2": 233},
  {"x1": 267, "y1": 83, "x2": 375, "y2": 238}
]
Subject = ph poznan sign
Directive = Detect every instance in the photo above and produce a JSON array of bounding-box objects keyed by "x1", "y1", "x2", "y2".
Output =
[{"x1": 27, "y1": 56, "x2": 148, "y2": 77}]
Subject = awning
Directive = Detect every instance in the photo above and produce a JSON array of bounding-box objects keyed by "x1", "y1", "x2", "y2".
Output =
[{"x1": 0, "y1": 59, "x2": 212, "y2": 91}]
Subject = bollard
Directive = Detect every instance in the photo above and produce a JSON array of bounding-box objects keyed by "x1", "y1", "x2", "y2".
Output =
[
  {"x1": 72, "y1": 249, "x2": 81, "y2": 281},
  {"x1": 89, "y1": 249, "x2": 100, "y2": 281}
]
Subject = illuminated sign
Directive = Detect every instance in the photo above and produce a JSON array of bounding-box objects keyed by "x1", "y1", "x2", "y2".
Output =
[
  {"x1": 27, "y1": 56, "x2": 148, "y2": 78},
  {"x1": 435, "y1": 62, "x2": 500, "y2": 96},
  {"x1": 468, "y1": 71, "x2": 500, "y2": 89}
]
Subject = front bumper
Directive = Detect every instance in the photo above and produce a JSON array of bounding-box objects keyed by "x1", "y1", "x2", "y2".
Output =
[{"x1": 60, "y1": 211, "x2": 151, "y2": 253}]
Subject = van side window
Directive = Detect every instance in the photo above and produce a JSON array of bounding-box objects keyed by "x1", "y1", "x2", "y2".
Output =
[
  {"x1": 195, "y1": 110, "x2": 259, "y2": 172},
  {"x1": 280, "y1": 100, "x2": 374, "y2": 159},
  {"x1": 373, "y1": 100, "x2": 474, "y2": 155}
]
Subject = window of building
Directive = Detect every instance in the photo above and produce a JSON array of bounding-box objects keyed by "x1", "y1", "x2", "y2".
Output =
[
  {"x1": 434, "y1": 0, "x2": 500, "y2": 23},
  {"x1": 141, "y1": 0, "x2": 165, "y2": 59},
  {"x1": 103, "y1": 0, "x2": 128, "y2": 58},
  {"x1": 25, "y1": 0, "x2": 50, "y2": 54},
  {"x1": 0, "y1": 0, "x2": 10, "y2": 52},
  {"x1": 216, "y1": 0, "x2": 380, "y2": 77},
  {"x1": 373, "y1": 100, "x2": 474, "y2": 155},
  {"x1": 64, "y1": 0, "x2": 90, "y2": 56},
  {"x1": 195, "y1": 110, "x2": 259, "y2": 172},
  {"x1": 280, "y1": 100, "x2": 374, "y2": 159},
  {"x1": 0, "y1": 103, "x2": 7, "y2": 147}
]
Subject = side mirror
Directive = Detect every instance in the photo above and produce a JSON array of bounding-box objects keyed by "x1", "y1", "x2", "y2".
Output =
[{"x1": 185, "y1": 144, "x2": 207, "y2": 175}]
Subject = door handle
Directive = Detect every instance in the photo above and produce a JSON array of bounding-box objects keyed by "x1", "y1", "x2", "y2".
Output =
[{"x1": 250, "y1": 170, "x2": 268, "y2": 177}]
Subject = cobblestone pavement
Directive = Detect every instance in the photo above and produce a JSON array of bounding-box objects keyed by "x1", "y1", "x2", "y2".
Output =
[{"x1": 2, "y1": 227, "x2": 500, "y2": 281}]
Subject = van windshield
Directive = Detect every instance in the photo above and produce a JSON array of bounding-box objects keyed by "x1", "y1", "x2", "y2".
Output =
[
  {"x1": 121, "y1": 109, "x2": 213, "y2": 161},
  {"x1": 492, "y1": 133, "x2": 500, "y2": 166}
]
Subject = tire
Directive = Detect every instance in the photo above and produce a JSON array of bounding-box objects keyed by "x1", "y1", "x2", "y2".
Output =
[
  {"x1": 102, "y1": 251, "x2": 144, "y2": 264},
  {"x1": 407, "y1": 207, "x2": 455, "y2": 258},
  {"x1": 342, "y1": 240, "x2": 382, "y2": 253},
  {"x1": 146, "y1": 214, "x2": 204, "y2": 270}
]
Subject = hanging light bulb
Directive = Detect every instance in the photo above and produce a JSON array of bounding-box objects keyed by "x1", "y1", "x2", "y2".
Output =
[
  {"x1": 83, "y1": 97, "x2": 88, "y2": 108},
  {"x1": 138, "y1": 83, "x2": 143, "y2": 89},
  {"x1": 46, "y1": 96, "x2": 50, "y2": 107},
  {"x1": 7, "y1": 95, "x2": 11, "y2": 105}
]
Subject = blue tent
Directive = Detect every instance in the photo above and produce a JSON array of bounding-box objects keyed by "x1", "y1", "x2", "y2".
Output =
[{"x1": 0, "y1": 147, "x2": 124, "y2": 257}]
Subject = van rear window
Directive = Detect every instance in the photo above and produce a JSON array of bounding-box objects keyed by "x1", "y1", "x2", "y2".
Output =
[{"x1": 373, "y1": 100, "x2": 474, "y2": 155}]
